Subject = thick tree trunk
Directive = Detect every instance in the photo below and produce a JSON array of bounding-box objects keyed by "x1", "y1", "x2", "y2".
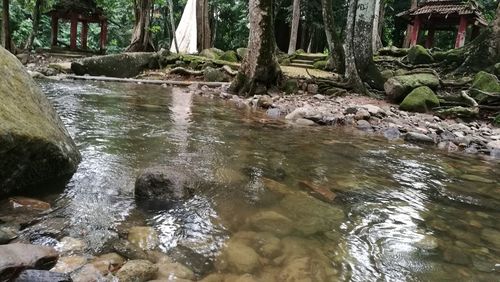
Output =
[
  {"x1": 321, "y1": 0, "x2": 345, "y2": 72},
  {"x1": 344, "y1": 0, "x2": 384, "y2": 94},
  {"x1": 196, "y1": 0, "x2": 211, "y2": 51},
  {"x1": 1, "y1": 0, "x2": 12, "y2": 52},
  {"x1": 287, "y1": 0, "x2": 300, "y2": 55},
  {"x1": 126, "y1": 0, "x2": 154, "y2": 52},
  {"x1": 25, "y1": 0, "x2": 42, "y2": 50},
  {"x1": 403, "y1": 0, "x2": 418, "y2": 48},
  {"x1": 230, "y1": 0, "x2": 282, "y2": 96},
  {"x1": 372, "y1": 0, "x2": 383, "y2": 51}
]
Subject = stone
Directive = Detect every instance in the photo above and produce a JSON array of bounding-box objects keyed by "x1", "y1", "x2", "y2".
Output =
[
  {"x1": 294, "y1": 118, "x2": 316, "y2": 126},
  {"x1": 48, "y1": 62, "x2": 72, "y2": 74},
  {"x1": 443, "y1": 246, "x2": 471, "y2": 265},
  {"x1": 220, "y1": 50, "x2": 239, "y2": 62},
  {"x1": 408, "y1": 45, "x2": 434, "y2": 65},
  {"x1": 481, "y1": 228, "x2": 500, "y2": 249},
  {"x1": 204, "y1": 67, "x2": 227, "y2": 82},
  {"x1": 356, "y1": 120, "x2": 372, "y2": 132},
  {"x1": 383, "y1": 127, "x2": 401, "y2": 141},
  {"x1": 0, "y1": 223, "x2": 18, "y2": 244},
  {"x1": 128, "y1": 226, "x2": 160, "y2": 251},
  {"x1": 262, "y1": 178, "x2": 294, "y2": 198},
  {"x1": 168, "y1": 245, "x2": 214, "y2": 277},
  {"x1": 0, "y1": 244, "x2": 59, "y2": 280},
  {"x1": 0, "y1": 46, "x2": 81, "y2": 196},
  {"x1": 70, "y1": 264, "x2": 105, "y2": 282},
  {"x1": 236, "y1": 48, "x2": 249, "y2": 60},
  {"x1": 72, "y1": 52, "x2": 157, "y2": 78},
  {"x1": 199, "y1": 48, "x2": 224, "y2": 60},
  {"x1": 361, "y1": 104, "x2": 386, "y2": 117},
  {"x1": 57, "y1": 237, "x2": 87, "y2": 255},
  {"x1": 8, "y1": 197, "x2": 51, "y2": 211},
  {"x1": 219, "y1": 241, "x2": 260, "y2": 274},
  {"x1": 399, "y1": 86, "x2": 440, "y2": 113},
  {"x1": 405, "y1": 132, "x2": 435, "y2": 144},
  {"x1": 116, "y1": 260, "x2": 158, "y2": 282},
  {"x1": 90, "y1": 253, "x2": 125, "y2": 274},
  {"x1": 384, "y1": 73, "x2": 440, "y2": 102},
  {"x1": 306, "y1": 84, "x2": 319, "y2": 94},
  {"x1": 257, "y1": 95, "x2": 273, "y2": 109},
  {"x1": 282, "y1": 79, "x2": 299, "y2": 94},
  {"x1": 156, "y1": 260, "x2": 195, "y2": 281},
  {"x1": 486, "y1": 140, "x2": 500, "y2": 151},
  {"x1": 113, "y1": 239, "x2": 150, "y2": 261},
  {"x1": 278, "y1": 257, "x2": 328, "y2": 282},
  {"x1": 50, "y1": 256, "x2": 88, "y2": 273},
  {"x1": 415, "y1": 235, "x2": 439, "y2": 250},
  {"x1": 298, "y1": 181, "x2": 336, "y2": 203},
  {"x1": 135, "y1": 166, "x2": 195, "y2": 203},
  {"x1": 248, "y1": 211, "x2": 294, "y2": 236},
  {"x1": 15, "y1": 270, "x2": 71, "y2": 282},
  {"x1": 279, "y1": 194, "x2": 344, "y2": 235},
  {"x1": 470, "y1": 71, "x2": 500, "y2": 104},
  {"x1": 354, "y1": 109, "x2": 371, "y2": 120}
]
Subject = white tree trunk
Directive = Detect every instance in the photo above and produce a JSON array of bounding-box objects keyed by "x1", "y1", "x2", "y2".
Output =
[
  {"x1": 372, "y1": 0, "x2": 382, "y2": 51},
  {"x1": 288, "y1": 0, "x2": 300, "y2": 55}
]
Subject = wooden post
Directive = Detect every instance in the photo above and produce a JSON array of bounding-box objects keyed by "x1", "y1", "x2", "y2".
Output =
[
  {"x1": 51, "y1": 14, "x2": 59, "y2": 47},
  {"x1": 100, "y1": 21, "x2": 108, "y2": 52},
  {"x1": 70, "y1": 14, "x2": 78, "y2": 50},
  {"x1": 455, "y1": 16, "x2": 467, "y2": 48},
  {"x1": 81, "y1": 22, "x2": 88, "y2": 49},
  {"x1": 425, "y1": 29, "x2": 435, "y2": 48},
  {"x1": 410, "y1": 16, "x2": 421, "y2": 47}
]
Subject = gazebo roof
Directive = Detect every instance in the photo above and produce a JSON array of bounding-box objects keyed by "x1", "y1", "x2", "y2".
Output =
[
  {"x1": 397, "y1": 0, "x2": 488, "y2": 26},
  {"x1": 51, "y1": 0, "x2": 106, "y2": 20}
]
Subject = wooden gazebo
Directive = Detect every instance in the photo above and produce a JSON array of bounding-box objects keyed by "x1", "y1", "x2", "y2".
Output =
[
  {"x1": 397, "y1": 0, "x2": 488, "y2": 49},
  {"x1": 50, "y1": 0, "x2": 108, "y2": 52}
]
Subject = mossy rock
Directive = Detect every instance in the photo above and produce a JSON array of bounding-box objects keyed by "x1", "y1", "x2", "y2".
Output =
[
  {"x1": 236, "y1": 48, "x2": 249, "y2": 60},
  {"x1": 72, "y1": 52, "x2": 157, "y2": 78},
  {"x1": 313, "y1": 60, "x2": 328, "y2": 70},
  {"x1": 408, "y1": 45, "x2": 434, "y2": 65},
  {"x1": 220, "y1": 50, "x2": 239, "y2": 63},
  {"x1": 199, "y1": 48, "x2": 224, "y2": 60},
  {"x1": 204, "y1": 67, "x2": 227, "y2": 82},
  {"x1": 281, "y1": 58, "x2": 292, "y2": 66},
  {"x1": 381, "y1": 69, "x2": 395, "y2": 81},
  {"x1": 384, "y1": 73, "x2": 440, "y2": 102},
  {"x1": 494, "y1": 63, "x2": 500, "y2": 77},
  {"x1": 399, "y1": 86, "x2": 440, "y2": 113},
  {"x1": 295, "y1": 49, "x2": 305, "y2": 55},
  {"x1": 282, "y1": 79, "x2": 299, "y2": 94},
  {"x1": 433, "y1": 49, "x2": 464, "y2": 64},
  {"x1": 469, "y1": 71, "x2": 500, "y2": 104}
]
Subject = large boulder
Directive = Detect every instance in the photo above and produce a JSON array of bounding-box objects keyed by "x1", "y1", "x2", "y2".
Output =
[
  {"x1": 399, "y1": 86, "x2": 440, "y2": 113},
  {"x1": 71, "y1": 52, "x2": 158, "y2": 78},
  {"x1": 469, "y1": 71, "x2": 500, "y2": 104},
  {"x1": 384, "y1": 73, "x2": 440, "y2": 102},
  {"x1": 115, "y1": 260, "x2": 158, "y2": 282},
  {"x1": 199, "y1": 48, "x2": 224, "y2": 60},
  {"x1": 0, "y1": 244, "x2": 59, "y2": 280},
  {"x1": 220, "y1": 50, "x2": 239, "y2": 62},
  {"x1": 408, "y1": 45, "x2": 434, "y2": 65},
  {"x1": 0, "y1": 46, "x2": 81, "y2": 196}
]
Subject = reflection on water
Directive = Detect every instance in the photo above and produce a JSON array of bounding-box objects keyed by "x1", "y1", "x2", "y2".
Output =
[{"x1": 16, "y1": 80, "x2": 500, "y2": 280}]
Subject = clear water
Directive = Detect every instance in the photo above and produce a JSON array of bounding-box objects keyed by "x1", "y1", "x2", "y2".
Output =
[{"x1": 14, "y1": 81, "x2": 500, "y2": 280}]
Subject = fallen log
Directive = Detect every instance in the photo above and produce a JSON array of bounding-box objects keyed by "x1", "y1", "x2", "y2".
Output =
[{"x1": 65, "y1": 75, "x2": 230, "y2": 88}]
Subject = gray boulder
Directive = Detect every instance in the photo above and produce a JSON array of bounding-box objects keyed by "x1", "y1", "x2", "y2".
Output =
[
  {"x1": 0, "y1": 46, "x2": 81, "y2": 196},
  {"x1": 71, "y1": 52, "x2": 158, "y2": 78},
  {"x1": 0, "y1": 244, "x2": 59, "y2": 280}
]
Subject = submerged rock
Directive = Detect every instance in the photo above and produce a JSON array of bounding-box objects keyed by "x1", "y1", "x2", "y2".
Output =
[
  {"x1": 218, "y1": 241, "x2": 260, "y2": 274},
  {"x1": 115, "y1": 260, "x2": 158, "y2": 282},
  {"x1": 134, "y1": 167, "x2": 195, "y2": 203},
  {"x1": 128, "y1": 226, "x2": 160, "y2": 251},
  {"x1": 399, "y1": 86, "x2": 440, "y2": 113},
  {"x1": 90, "y1": 253, "x2": 125, "y2": 275},
  {"x1": 113, "y1": 239, "x2": 150, "y2": 261},
  {"x1": 248, "y1": 211, "x2": 294, "y2": 236},
  {"x1": 71, "y1": 52, "x2": 158, "y2": 78},
  {"x1": 50, "y1": 256, "x2": 87, "y2": 273},
  {"x1": 0, "y1": 46, "x2": 81, "y2": 196},
  {"x1": 0, "y1": 243, "x2": 59, "y2": 280}
]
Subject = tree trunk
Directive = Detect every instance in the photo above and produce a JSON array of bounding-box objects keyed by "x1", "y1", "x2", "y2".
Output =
[
  {"x1": 287, "y1": 0, "x2": 300, "y2": 54},
  {"x1": 403, "y1": 0, "x2": 418, "y2": 48},
  {"x1": 344, "y1": 0, "x2": 384, "y2": 94},
  {"x1": 494, "y1": 3, "x2": 500, "y2": 58},
  {"x1": 321, "y1": 0, "x2": 345, "y2": 72},
  {"x1": 25, "y1": 0, "x2": 42, "y2": 50},
  {"x1": 1, "y1": 0, "x2": 12, "y2": 52},
  {"x1": 168, "y1": 0, "x2": 179, "y2": 53},
  {"x1": 126, "y1": 0, "x2": 154, "y2": 52},
  {"x1": 196, "y1": 0, "x2": 211, "y2": 51},
  {"x1": 230, "y1": 0, "x2": 282, "y2": 96},
  {"x1": 372, "y1": 0, "x2": 383, "y2": 51}
]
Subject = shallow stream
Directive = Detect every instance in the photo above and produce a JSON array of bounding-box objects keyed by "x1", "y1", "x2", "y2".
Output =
[{"x1": 5, "y1": 81, "x2": 500, "y2": 281}]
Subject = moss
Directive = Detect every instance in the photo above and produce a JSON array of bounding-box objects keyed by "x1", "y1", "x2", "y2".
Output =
[
  {"x1": 399, "y1": 86, "x2": 440, "y2": 113},
  {"x1": 220, "y1": 50, "x2": 239, "y2": 62},
  {"x1": 433, "y1": 49, "x2": 464, "y2": 63},
  {"x1": 408, "y1": 45, "x2": 434, "y2": 65},
  {"x1": 295, "y1": 49, "x2": 305, "y2": 54},
  {"x1": 470, "y1": 71, "x2": 500, "y2": 104},
  {"x1": 199, "y1": 48, "x2": 224, "y2": 60},
  {"x1": 204, "y1": 67, "x2": 227, "y2": 82},
  {"x1": 381, "y1": 69, "x2": 395, "y2": 81},
  {"x1": 282, "y1": 79, "x2": 299, "y2": 94},
  {"x1": 384, "y1": 73, "x2": 440, "y2": 101},
  {"x1": 313, "y1": 60, "x2": 328, "y2": 70},
  {"x1": 281, "y1": 58, "x2": 292, "y2": 66}
]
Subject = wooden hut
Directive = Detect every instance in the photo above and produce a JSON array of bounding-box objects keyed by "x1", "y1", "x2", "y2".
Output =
[
  {"x1": 50, "y1": 0, "x2": 108, "y2": 52},
  {"x1": 397, "y1": 0, "x2": 488, "y2": 48}
]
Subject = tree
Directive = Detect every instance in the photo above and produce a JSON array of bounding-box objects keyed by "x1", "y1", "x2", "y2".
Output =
[
  {"x1": 343, "y1": 0, "x2": 384, "y2": 94},
  {"x1": 1, "y1": 0, "x2": 12, "y2": 52},
  {"x1": 126, "y1": 0, "x2": 154, "y2": 52},
  {"x1": 24, "y1": 0, "x2": 43, "y2": 50},
  {"x1": 230, "y1": 0, "x2": 282, "y2": 96},
  {"x1": 321, "y1": 0, "x2": 345, "y2": 72},
  {"x1": 287, "y1": 0, "x2": 300, "y2": 54},
  {"x1": 197, "y1": 0, "x2": 211, "y2": 51},
  {"x1": 402, "y1": 0, "x2": 418, "y2": 48},
  {"x1": 494, "y1": 2, "x2": 500, "y2": 57}
]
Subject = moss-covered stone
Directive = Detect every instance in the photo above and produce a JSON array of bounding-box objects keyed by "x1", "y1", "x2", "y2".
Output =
[
  {"x1": 381, "y1": 69, "x2": 395, "y2": 81},
  {"x1": 408, "y1": 45, "x2": 434, "y2": 65},
  {"x1": 435, "y1": 106, "x2": 479, "y2": 119},
  {"x1": 282, "y1": 79, "x2": 299, "y2": 94},
  {"x1": 204, "y1": 67, "x2": 227, "y2": 82},
  {"x1": 199, "y1": 48, "x2": 224, "y2": 60},
  {"x1": 384, "y1": 73, "x2": 440, "y2": 102},
  {"x1": 220, "y1": 50, "x2": 239, "y2": 62},
  {"x1": 399, "y1": 86, "x2": 440, "y2": 113},
  {"x1": 280, "y1": 58, "x2": 292, "y2": 66},
  {"x1": 0, "y1": 46, "x2": 81, "y2": 196},
  {"x1": 236, "y1": 48, "x2": 249, "y2": 60},
  {"x1": 72, "y1": 53, "x2": 157, "y2": 78},
  {"x1": 433, "y1": 48, "x2": 464, "y2": 64},
  {"x1": 313, "y1": 60, "x2": 328, "y2": 70},
  {"x1": 469, "y1": 71, "x2": 500, "y2": 104}
]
